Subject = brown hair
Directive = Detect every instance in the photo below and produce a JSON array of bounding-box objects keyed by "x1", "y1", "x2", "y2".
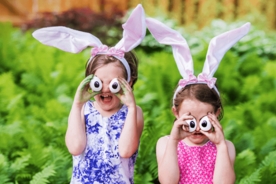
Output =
[
  {"x1": 173, "y1": 84, "x2": 224, "y2": 120},
  {"x1": 85, "y1": 51, "x2": 139, "y2": 88}
]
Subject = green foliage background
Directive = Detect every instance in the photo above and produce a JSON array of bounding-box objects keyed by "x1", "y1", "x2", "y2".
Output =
[{"x1": 0, "y1": 19, "x2": 276, "y2": 183}]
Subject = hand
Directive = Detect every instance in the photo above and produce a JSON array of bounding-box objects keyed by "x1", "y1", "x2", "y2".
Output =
[
  {"x1": 74, "y1": 75, "x2": 100, "y2": 104},
  {"x1": 116, "y1": 78, "x2": 136, "y2": 108},
  {"x1": 200, "y1": 113, "x2": 225, "y2": 145},
  {"x1": 170, "y1": 113, "x2": 193, "y2": 141}
]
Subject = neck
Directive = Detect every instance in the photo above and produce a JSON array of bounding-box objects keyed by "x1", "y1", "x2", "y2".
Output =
[{"x1": 93, "y1": 101, "x2": 123, "y2": 117}]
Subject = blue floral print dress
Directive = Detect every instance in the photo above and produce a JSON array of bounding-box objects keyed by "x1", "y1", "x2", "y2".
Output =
[{"x1": 70, "y1": 101, "x2": 137, "y2": 184}]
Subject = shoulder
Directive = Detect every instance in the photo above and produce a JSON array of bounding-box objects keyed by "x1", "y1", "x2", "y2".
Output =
[
  {"x1": 156, "y1": 136, "x2": 170, "y2": 152},
  {"x1": 136, "y1": 105, "x2": 143, "y2": 113},
  {"x1": 225, "y1": 140, "x2": 236, "y2": 165},
  {"x1": 136, "y1": 105, "x2": 144, "y2": 120},
  {"x1": 157, "y1": 136, "x2": 170, "y2": 143},
  {"x1": 135, "y1": 105, "x2": 144, "y2": 134},
  {"x1": 156, "y1": 136, "x2": 170, "y2": 163},
  {"x1": 225, "y1": 140, "x2": 235, "y2": 153}
]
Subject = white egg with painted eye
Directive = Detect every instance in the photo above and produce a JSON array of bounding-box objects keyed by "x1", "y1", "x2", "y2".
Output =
[
  {"x1": 186, "y1": 118, "x2": 197, "y2": 132},
  {"x1": 89, "y1": 76, "x2": 102, "y2": 92},
  {"x1": 199, "y1": 116, "x2": 212, "y2": 131},
  {"x1": 109, "y1": 78, "x2": 121, "y2": 93}
]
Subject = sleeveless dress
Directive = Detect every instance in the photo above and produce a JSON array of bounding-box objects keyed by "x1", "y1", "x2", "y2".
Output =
[
  {"x1": 70, "y1": 100, "x2": 137, "y2": 184},
  {"x1": 177, "y1": 140, "x2": 217, "y2": 184}
]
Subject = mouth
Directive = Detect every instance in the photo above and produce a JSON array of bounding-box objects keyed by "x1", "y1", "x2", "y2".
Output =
[
  {"x1": 100, "y1": 93, "x2": 112, "y2": 101},
  {"x1": 192, "y1": 132, "x2": 203, "y2": 136}
]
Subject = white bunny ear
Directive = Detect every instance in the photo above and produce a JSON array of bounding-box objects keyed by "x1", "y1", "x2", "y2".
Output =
[
  {"x1": 115, "y1": 4, "x2": 146, "y2": 52},
  {"x1": 32, "y1": 26, "x2": 103, "y2": 53},
  {"x1": 202, "y1": 22, "x2": 251, "y2": 78},
  {"x1": 146, "y1": 18, "x2": 194, "y2": 79}
]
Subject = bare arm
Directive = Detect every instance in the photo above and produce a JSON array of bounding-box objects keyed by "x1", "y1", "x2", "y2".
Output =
[
  {"x1": 157, "y1": 112, "x2": 193, "y2": 184},
  {"x1": 213, "y1": 140, "x2": 236, "y2": 184},
  {"x1": 65, "y1": 102, "x2": 87, "y2": 156},
  {"x1": 202, "y1": 113, "x2": 236, "y2": 184},
  {"x1": 118, "y1": 78, "x2": 144, "y2": 157},
  {"x1": 156, "y1": 136, "x2": 180, "y2": 184},
  {"x1": 65, "y1": 75, "x2": 98, "y2": 156},
  {"x1": 119, "y1": 105, "x2": 144, "y2": 158}
]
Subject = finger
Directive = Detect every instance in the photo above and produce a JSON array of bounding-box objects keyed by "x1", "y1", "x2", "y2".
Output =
[
  {"x1": 200, "y1": 130, "x2": 217, "y2": 143},
  {"x1": 117, "y1": 79, "x2": 128, "y2": 94},
  {"x1": 200, "y1": 130, "x2": 215, "y2": 139},
  {"x1": 182, "y1": 124, "x2": 190, "y2": 132},
  {"x1": 208, "y1": 119, "x2": 222, "y2": 134},
  {"x1": 118, "y1": 78, "x2": 132, "y2": 92},
  {"x1": 175, "y1": 118, "x2": 189, "y2": 126},
  {"x1": 80, "y1": 81, "x2": 88, "y2": 91},
  {"x1": 174, "y1": 119, "x2": 190, "y2": 132},
  {"x1": 115, "y1": 93, "x2": 122, "y2": 99},
  {"x1": 200, "y1": 130, "x2": 208, "y2": 136},
  {"x1": 90, "y1": 91, "x2": 100, "y2": 97},
  {"x1": 208, "y1": 113, "x2": 222, "y2": 130},
  {"x1": 175, "y1": 119, "x2": 192, "y2": 133},
  {"x1": 80, "y1": 75, "x2": 94, "y2": 90},
  {"x1": 84, "y1": 74, "x2": 94, "y2": 84},
  {"x1": 118, "y1": 77, "x2": 128, "y2": 85},
  {"x1": 175, "y1": 113, "x2": 195, "y2": 131},
  {"x1": 86, "y1": 74, "x2": 94, "y2": 80},
  {"x1": 178, "y1": 112, "x2": 193, "y2": 120}
]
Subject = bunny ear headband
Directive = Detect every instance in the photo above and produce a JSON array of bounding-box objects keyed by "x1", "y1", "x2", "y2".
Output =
[
  {"x1": 146, "y1": 18, "x2": 251, "y2": 103},
  {"x1": 32, "y1": 4, "x2": 146, "y2": 82}
]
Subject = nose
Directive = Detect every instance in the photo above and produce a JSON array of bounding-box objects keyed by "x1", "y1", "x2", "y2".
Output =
[
  {"x1": 195, "y1": 122, "x2": 201, "y2": 132},
  {"x1": 101, "y1": 82, "x2": 110, "y2": 93}
]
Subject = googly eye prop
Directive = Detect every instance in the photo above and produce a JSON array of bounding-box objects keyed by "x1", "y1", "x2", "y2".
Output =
[
  {"x1": 32, "y1": 4, "x2": 146, "y2": 83},
  {"x1": 89, "y1": 77, "x2": 121, "y2": 94},
  {"x1": 199, "y1": 116, "x2": 212, "y2": 131},
  {"x1": 89, "y1": 76, "x2": 102, "y2": 92},
  {"x1": 184, "y1": 116, "x2": 212, "y2": 132},
  {"x1": 109, "y1": 78, "x2": 121, "y2": 93},
  {"x1": 146, "y1": 18, "x2": 251, "y2": 104},
  {"x1": 186, "y1": 118, "x2": 197, "y2": 132}
]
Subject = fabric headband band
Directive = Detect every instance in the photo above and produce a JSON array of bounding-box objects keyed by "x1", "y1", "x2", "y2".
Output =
[
  {"x1": 172, "y1": 70, "x2": 220, "y2": 100},
  {"x1": 173, "y1": 79, "x2": 220, "y2": 101},
  {"x1": 175, "y1": 75, "x2": 219, "y2": 95},
  {"x1": 87, "y1": 45, "x2": 131, "y2": 82}
]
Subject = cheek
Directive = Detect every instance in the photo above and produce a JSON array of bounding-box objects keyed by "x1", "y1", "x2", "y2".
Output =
[{"x1": 94, "y1": 94, "x2": 100, "y2": 101}]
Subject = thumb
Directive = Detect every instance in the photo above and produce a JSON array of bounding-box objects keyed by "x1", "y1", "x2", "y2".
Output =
[
  {"x1": 115, "y1": 92, "x2": 122, "y2": 99},
  {"x1": 200, "y1": 130, "x2": 210, "y2": 137}
]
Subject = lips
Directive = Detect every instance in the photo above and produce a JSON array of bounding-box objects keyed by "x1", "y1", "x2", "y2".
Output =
[
  {"x1": 193, "y1": 132, "x2": 203, "y2": 136},
  {"x1": 100, "y1": 94, "x2": 112, "y2": 102}
]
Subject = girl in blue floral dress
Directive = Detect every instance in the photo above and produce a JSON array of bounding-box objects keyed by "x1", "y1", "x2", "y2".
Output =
[
  {"x1": 67, "y1": 50, "x2": 144, "y2": 183},
  {"x1": 32, "y1": 4, "x2": 146, "y2": 184}
]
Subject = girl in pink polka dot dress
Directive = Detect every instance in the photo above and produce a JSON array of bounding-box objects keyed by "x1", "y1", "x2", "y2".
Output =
[{"x1": 146, "y1": 18, "x2": 251, "y2": 184}]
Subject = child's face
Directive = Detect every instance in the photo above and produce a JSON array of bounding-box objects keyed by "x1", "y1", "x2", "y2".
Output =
[
  {"x1": 93, "y1": 62, "x2": 125, "y2": 113},
  {"x1": 176, "y1": 98, "x2": 216, "y2": 145}
]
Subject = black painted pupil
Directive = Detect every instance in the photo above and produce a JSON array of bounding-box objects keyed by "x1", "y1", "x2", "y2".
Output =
[
  {"x1": 202, "y1": 121, "x2": 207, "y2": 127},
  {"x1": 112, "y1": 82, "x2": 118, "y2": 89},
  {"x1": 190, "y1": 121, "x2": 195, "y2": 128},
  {"x1": 94, "y1": 81, "x2": 100, "y2": 88}
]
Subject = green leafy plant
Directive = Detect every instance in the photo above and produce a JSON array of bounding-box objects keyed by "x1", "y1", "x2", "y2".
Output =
[{"x1": 0, "y1": 17, "x2": 276, "y2": 184}]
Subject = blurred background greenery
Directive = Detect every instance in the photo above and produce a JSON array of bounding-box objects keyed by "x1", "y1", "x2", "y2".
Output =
[{"x1": 0, "y1": 0, "x2": 276, "y2": 183}]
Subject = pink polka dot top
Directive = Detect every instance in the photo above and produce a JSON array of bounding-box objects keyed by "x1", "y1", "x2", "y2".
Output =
[{"x1": 177, "y1": 140, "x2": 217, "y2": 184}]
